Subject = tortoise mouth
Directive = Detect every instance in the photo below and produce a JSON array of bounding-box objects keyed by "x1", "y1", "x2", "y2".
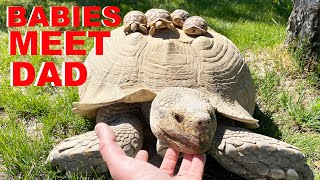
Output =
[{"x1": 159, "y1": 127, "x2": 212, "y2": 154}]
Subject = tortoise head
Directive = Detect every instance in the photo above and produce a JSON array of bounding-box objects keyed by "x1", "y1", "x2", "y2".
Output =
[
  {"x1": 183, "y1": 16, "x2": 208, "y2": 36},
  {"x1": 150, "y1": 87, "x2": 217, "y2": 154},
  {"x1": 171, "y1": 9, "x2": 190, "y2": 28}
]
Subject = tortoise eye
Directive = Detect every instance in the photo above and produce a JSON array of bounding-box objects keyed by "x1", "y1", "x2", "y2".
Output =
[{"x1": 173, "y1": 113, "x2": 184, "y2": 123}]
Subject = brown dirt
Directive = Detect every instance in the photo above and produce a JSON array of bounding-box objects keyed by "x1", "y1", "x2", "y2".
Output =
[
  {"x1": 244, "y1": 45, "x2": 295, "y2": 76},
  {"x1": 22, "y1": 118, "x2": 44, "y2": 141},
  {"x1": 315, "y1": 161, "x2": 320, "y2": 171},
  {"x1": 0, "y1": 109, "x2": 7, "y2": 120}
]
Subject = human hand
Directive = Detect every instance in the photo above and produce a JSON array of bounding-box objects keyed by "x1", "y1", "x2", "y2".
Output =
[{"x1": 95, "y1": 123, "x2": 206, "y2": 180}]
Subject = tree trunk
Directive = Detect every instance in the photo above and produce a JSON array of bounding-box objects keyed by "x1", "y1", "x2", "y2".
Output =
[{"x1": 285, "y1": 0, "x2": 320, "y2": 74}]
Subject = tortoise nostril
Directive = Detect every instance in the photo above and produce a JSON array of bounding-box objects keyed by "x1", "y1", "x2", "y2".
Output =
[{"x1": 173, "y1": 113, "x2": 184, "y2": 123}]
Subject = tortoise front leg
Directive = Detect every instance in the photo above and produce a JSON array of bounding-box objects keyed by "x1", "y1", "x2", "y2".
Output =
[
  {"x1": 98, "y1": 115, "x2": 144, "y2": 157},
  {"x1": 139, "y1": 24, "x2": 148, "y2": 35},
  {"x1": 96, "y1": 104, "x2": 145, "y2": 158},
  {"x1": 149, "y1": 26, "x2": 156, "y2": 35},
  {"x1": 165, "y1": 22, "x2": 175, "y2": 30},
  {"x1": 124, "y1": 25, "x2": 132, "y2": 34},
  {"x1": 47, "y1": 104, "x2": 144, "y2": 174},
  {"x1": 209, "y1": 124, "x2": 313, "y2": 180},
  {"x1": 46, "y1": 130, "x2": 106, "y2": 174}
]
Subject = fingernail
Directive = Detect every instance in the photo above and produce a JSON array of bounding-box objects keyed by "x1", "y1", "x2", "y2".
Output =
[{"x1": 95, "y1": 123, "x2": 106, "y2": 137}]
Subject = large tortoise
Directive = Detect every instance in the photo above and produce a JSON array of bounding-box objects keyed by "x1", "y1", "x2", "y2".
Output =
[{"x1": 47, "y1": 10, "x2": 312, "y2": 179}]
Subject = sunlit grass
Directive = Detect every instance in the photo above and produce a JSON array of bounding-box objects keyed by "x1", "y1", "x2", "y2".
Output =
[{"x1": 1, "y1": 0, "x2": 319, "y2": 179}]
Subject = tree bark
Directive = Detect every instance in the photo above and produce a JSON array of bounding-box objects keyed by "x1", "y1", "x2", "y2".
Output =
[{"x1": 285, "y1": 0, "x2": 320, "y2": 73}]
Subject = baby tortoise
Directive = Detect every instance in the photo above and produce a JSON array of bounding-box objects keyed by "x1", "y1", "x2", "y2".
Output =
[
  {"x1": 145, "y1": 9, "x2": 175, "y2": 35},
  {"x1": 123, "y1": 11, "x2": 148, "y2": 34},
  {"x1": 183, "y1": 16, "x2": 208, "y2": 36}
]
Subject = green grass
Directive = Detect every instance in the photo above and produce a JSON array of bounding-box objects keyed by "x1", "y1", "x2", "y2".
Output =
[
  {"x1": 252, "y1": 66, "x2": 320, "y2": 131},
  {"x1": 0, "y1": 0, "x2": 319, "y2": 179},
  {"x1": 249, "y1": 50, "x2": 320, "y2": 178}
]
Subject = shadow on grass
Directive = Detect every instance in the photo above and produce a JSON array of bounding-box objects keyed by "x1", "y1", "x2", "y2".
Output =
[
  {"x1": 0, "y1": 0, "x2": 292, "y2": 32},
  {"x1": 204, "y1": 104, "x2": 282, "y2": 179},
  {"x1": 204, "y1": 155, "x2": 244, "y2": 180},
  {"x1": 253, "y1": 104, "x2": 282, "y2": 139}
]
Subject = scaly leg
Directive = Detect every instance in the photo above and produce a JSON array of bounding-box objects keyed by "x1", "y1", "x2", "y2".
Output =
[
  {"x1": 139, "y1": 24, "x2": 148, "y2": 35},
  {"x1": 47, "y1": 104, "x2": 144, "y2": 174},
  {"x1": 210, "y1": 124, "x2": 313, "y2": 180},
  {"x1": 149, "y1": 26, "x2": 156, "y2": 35},
  {"x1": 166, "y1": 22, "x2": 175, "y2": 30}
]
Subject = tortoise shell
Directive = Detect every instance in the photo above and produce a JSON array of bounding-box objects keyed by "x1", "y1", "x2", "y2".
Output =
[
  {"x1": 123, "y1": 11, "x2": 147, "y2": 26},
  {"x1": 145, "y1": 9, "x2": 172, "y2": 26},
  {"x1": 73, "y1": 26, "x2": 258, "y2": 128}
]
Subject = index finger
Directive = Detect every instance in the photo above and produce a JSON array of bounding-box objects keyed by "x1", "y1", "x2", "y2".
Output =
[
  {"x1": 187, "y1": 153, "x2": 206, "y2": 178},
  {"x1": 94, "y1": 123, "x2": 127, "y2": 168},
  {"x1": 177, "y1": 154, "x2": 193, "y2": 176},
  {"x1": 160, "y1": 148, "x2": 180, "y2": 176}
]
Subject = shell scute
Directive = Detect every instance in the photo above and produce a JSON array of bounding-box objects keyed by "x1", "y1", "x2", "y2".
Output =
[
  {"x1": 146, "y1": 9, "x2": 172, "y2": 25},
  {"x1": 123, "y1": 11, "x2": 147, "y2": 25}
]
